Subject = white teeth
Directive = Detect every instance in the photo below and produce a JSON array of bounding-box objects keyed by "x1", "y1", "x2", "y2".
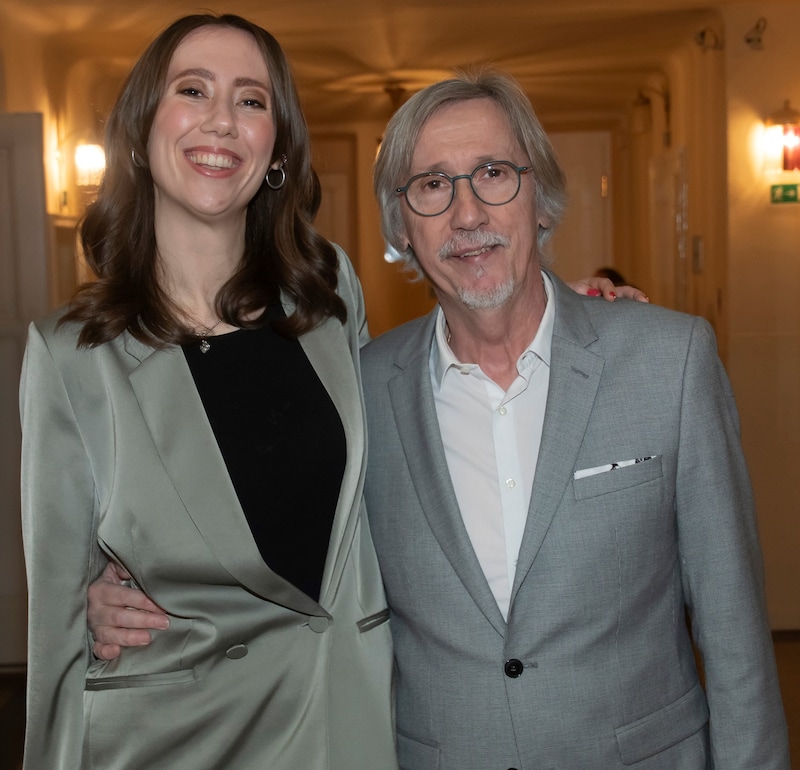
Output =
[
  {"x1": 187, "y1": 152, "x2": 236, "y2": 169},
  {"x1": 460, "y1": 246, "x2": 492, "y2": 258}
]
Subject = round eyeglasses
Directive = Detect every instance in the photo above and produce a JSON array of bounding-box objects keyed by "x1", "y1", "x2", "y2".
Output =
[{"x1": 396, "y1": 161, "x2": 532, "y2": 217}]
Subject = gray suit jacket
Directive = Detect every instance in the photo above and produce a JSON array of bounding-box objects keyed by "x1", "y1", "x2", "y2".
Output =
[
  {"x1": 362, "y1": 271, "x2": 789, "y2": 770},
  {"x1": 20, "y1": 252, "x2": 398, "y2": 769}
]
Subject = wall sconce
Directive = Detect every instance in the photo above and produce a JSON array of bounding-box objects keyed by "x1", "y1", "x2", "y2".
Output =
[
  {"x1": 74, "y1": 142, "x2": 106, "y2": 187},
  {"x1": 694, "y1": 27, "x2": 724, "y2": 52},
  {"x1": 764, "y1": 100, "x2": 800, "y2": 172},
  {"x1": 744, "y1": 17, "x2": 767, "y2": 51}
]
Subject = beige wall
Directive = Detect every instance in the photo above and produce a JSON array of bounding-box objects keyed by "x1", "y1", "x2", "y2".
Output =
[
  {"x1": 0, "y1": 17, "x2": 64, "y2": 214},
  {"x1": 723, "y1": 2, "x2": 800, "y2": 628},
  {"x1": 311, "y1": 119, "x2": 436, "y2": 336}
]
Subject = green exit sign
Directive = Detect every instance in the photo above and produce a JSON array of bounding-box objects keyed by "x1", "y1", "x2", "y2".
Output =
[{"x1": 771, "y1": 184, "x2": 799, "y2": 203}]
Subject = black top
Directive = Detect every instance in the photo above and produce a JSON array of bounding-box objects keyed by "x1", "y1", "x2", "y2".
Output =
[{"x1": 183, "y1": 304, "x2": 346, "y2": 602}]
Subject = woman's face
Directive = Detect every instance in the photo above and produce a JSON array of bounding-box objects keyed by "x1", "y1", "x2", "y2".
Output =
[{"x1": 148, "y1": 25, "x2": 277, "y2": 227}]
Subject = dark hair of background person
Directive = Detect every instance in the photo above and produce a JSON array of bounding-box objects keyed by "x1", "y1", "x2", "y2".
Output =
[
  {"x1": 593, "y1": 266, "x2": 627, "y2": 286},
  {"x1": 62, "y1": 13, "x2": 345, "y2": 348}
]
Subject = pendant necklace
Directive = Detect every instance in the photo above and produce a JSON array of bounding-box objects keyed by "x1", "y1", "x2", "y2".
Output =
[{"x1": 197, "y1": 319, "x2": 223, "y2": 354}]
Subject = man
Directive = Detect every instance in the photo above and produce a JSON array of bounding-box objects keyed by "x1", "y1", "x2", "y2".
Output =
[
  {"x1": 89, "y1": 71, "x2": 789, "y2": 768},
  {"x1": 361, "y1": 71, "x2": 787, "y2": 768}
]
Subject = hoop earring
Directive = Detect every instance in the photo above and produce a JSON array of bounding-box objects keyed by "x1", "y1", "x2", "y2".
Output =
[
  {"x1": 131, "y1": 148, "x2": 145, "y2": 169},
  {"x1": 266, "y1": 154, "x2": 287, "y2": 190}
]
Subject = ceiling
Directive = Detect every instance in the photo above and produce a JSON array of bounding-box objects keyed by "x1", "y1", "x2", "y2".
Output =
[{"x1": 0, "y1": 0, "x2": 780, "y2": 125}]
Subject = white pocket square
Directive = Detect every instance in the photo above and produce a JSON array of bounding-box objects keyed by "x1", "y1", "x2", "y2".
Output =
[{"x1": 574, "y1": 456, "x2": 657, "y2": 480}]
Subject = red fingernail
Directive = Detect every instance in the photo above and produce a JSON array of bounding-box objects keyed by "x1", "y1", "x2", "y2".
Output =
[
  {"x1": 610, "y1": 291, "x2": 617, "y2": 299},
  {"x1": 587, "y1": 288, "x2": 601, "y2": 296}
]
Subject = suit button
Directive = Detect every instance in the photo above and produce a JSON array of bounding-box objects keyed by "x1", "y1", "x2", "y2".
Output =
[
  {"x1": 308, "y1": 616, "x2": 330, "y2": 633},
  {"x1": 504, "y1": 658, "x2": 523, "y2": 678},
  {"x1": 225, "y1": 644, "x2": 248, "y2": 659}
]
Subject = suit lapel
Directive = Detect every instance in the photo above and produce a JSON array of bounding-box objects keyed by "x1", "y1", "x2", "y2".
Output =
[
  {"x1": 295, "y1": 311, "x2": 366, "y2": 607},
  {"x1": 511, "y1": 274, "x2": 604, "y2": 601},
  {"x1": 389, "y1": 312, "x2": 507, "y2": 635},
  {"x1": 124, "y1": 332, "x2": 325, "y2": 618}
]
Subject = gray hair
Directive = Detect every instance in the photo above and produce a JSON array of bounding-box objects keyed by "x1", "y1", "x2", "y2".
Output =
[{"x1": 373, "y1": 69, "x2": 568, "y2": 275}]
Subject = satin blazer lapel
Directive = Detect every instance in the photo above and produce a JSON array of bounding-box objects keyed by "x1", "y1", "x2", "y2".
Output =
[
  {"x1": 511, "y1": 273, "x2": 604, "y2": 601},
  {"x1": 294, "y1": 310, "x2": 365, "y2": 606},
  {"x1": 389, "y1": 312, "x2": 507, "y2": 635},
  {"x1": 124, "y1": 334, "x2": 324, "y2": 618}
]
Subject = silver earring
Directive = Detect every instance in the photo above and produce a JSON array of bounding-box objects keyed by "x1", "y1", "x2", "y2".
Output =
[
  {"x1": 266, "y1": 154, "x2": 287, "y2": 190},
  {"x1": 131, "y1": 148, "x2": 144, "y2": 168}
]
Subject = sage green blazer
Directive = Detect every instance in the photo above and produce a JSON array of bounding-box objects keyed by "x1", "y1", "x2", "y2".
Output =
[{"x1": 20, "y1": 250, "x2": 397, "y2": 770}]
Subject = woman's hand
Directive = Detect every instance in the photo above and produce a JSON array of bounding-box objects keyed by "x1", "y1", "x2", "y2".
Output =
[
  {"x1": 568, "y1": 276, "x2": 649, "y2": 303},
  {"x1": 88, "y1": 561, "x2": 169, "y2": 660}
]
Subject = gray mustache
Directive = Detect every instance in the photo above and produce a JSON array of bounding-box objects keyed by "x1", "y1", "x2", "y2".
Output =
[{"x1": 438, "y1": 231, "x2": 510, "y2": 260}]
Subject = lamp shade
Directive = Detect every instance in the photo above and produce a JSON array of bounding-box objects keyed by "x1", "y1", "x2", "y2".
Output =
[
  {"x1": 766, "y1": 100, "x2": 800, "y2": 172},
  {"x1": 74, "y1": 143, "x2": 106, "y2": 186}
]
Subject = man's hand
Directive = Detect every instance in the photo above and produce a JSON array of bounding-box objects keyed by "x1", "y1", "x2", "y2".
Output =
[
  {"x1": 569, "y1": 276, "x2": 649, "y2": 303},
  {"x1": 88, "y1": 561, "x2": 169, "y2": 660}
]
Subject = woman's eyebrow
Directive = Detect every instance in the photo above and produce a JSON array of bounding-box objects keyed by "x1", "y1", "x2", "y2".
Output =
[{"x1": 170, "y1": 68, "x2": 269, "y2": 91}]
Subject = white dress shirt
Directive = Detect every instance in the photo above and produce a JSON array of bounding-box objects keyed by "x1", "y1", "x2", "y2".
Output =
[{"x1": 429, "y1": 273, "x2": 554, "y2": 619}]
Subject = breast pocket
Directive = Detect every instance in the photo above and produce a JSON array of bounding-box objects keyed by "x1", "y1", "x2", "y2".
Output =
[{"x1": 572, "y1": 455, "x2": 663, "y2": 500}]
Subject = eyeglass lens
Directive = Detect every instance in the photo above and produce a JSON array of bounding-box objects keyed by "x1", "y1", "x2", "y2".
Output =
[{"x1": 403, "y1": 161, "x2": 524, "y2": 216}]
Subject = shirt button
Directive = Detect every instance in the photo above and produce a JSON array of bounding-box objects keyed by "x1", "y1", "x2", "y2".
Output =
[
  {"x1": 506, "y1": 478, "x2": 516, "y2": 488},
  {"x1": 498, "y1": 406, "x2": 507, "y2": 415},
  {"x1": 504, "y1": 658, "x2": 524, "y2": 678}
]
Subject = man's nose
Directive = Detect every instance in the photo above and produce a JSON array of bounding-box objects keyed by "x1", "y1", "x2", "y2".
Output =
[{"x1": 448, "y1": 176, "x2": 488, "y2": 227}]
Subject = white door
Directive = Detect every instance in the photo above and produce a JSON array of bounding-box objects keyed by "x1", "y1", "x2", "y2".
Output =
[{"x1": 0, "y1": 113, "x2": 51, "y2": 665}]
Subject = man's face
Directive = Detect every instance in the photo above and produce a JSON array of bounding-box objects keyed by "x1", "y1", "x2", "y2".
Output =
[{"x1": 398, "y1": 98, "x2": 546, "y2": 314}]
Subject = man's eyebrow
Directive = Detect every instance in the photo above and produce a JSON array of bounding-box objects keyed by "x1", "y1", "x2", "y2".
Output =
[{"x1": 169, "y1": 68, "x2": 269, "y2": 91}]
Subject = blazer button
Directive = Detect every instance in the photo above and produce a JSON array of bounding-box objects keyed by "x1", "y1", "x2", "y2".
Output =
[
  {"x1": 225, "y1": 643, "x2": 249, "y2": 659},
  {"x1": 308, "y1": 616, "x2": 330, "y2": 633},
  {"x1": 504, "y1": 658, "x2": 524, "y2": 678}
]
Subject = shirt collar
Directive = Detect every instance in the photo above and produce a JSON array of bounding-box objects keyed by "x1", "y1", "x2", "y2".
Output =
[{"x1": 430, "y1": 271, "x2": 555, "y2": 388}]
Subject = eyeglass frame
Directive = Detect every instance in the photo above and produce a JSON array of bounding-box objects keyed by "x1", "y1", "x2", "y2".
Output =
[{"x1": 395, "y1": 160, "x2": 533, "y2": 217}]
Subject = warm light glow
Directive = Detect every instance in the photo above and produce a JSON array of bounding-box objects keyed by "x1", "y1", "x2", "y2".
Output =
[
  {"x1": 783, "y1": 126, "x2": 800, "y2": 171},
  {"x1": 765, "y1": 100, "x2": 800, "y2": 173},
  {"x1": 763, "y1": 124, "x2": 786, "y2": 174},
  {"x1": 74, "y1": 143, "x2": 106, "y2": 186}
]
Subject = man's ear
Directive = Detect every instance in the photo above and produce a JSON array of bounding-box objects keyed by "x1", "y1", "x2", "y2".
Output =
[{"x1": 398, "y1": 223, "x2": 412, "y2": 253}]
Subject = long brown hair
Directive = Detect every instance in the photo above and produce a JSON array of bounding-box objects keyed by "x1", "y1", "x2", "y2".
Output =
[{"x1": 63, "y1": 14, "x2": 345, "y2": 347}]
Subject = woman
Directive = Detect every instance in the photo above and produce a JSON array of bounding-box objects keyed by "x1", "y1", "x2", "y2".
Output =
[{"x1": 20, "y1": 14, "x2": 396, "y2": 769}]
